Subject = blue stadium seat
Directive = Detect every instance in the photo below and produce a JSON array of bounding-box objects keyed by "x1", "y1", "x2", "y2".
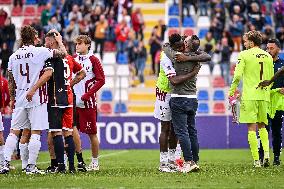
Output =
[
  {"x1": 101, "y1": 90, "x2": 113, "y2": 101},
  {"x1": 183, "y1": 17, "x2": 195, "y2": 27},
  {"x1": 169, "y1": 4, "x2": 179, "y2": 16},
  {"x1": 213, "y1": 90, "x2": 225, "y2": 101},
  {"x1": 169, "y1": 18, "x2": 179, "y2": 28},
  {"x1": 279, "y1": 53, "x2": 284, "y2": 60},
  {"x1": 198, "y1": 103, "x2": 209, "y2": 114},
  {"x1": 25, "y1": 0, "x2": 37, "y2": 4},
  {"x1": 117, "y1": 53, "x2": 128, "y2": 64},
  {"x1": 114, "y1": 103, "x2": 127, "y2": 113},
  {"x1": 198, "y1": 90, "x2": 209, "y2": 101},
  {"x1": 198, "y1": 28, "x2": 208, "y2": 39},
  {"x1": 265, "y1": 15, "x2": 272, "y2": 26}
]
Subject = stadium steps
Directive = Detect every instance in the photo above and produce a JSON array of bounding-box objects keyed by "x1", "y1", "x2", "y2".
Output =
[
  {"x1": 128, "y1": 103, "x2": 155, "y2": 113},
  {"x1": 129, "y1": 93, "x2": 156, "y2": 101}
]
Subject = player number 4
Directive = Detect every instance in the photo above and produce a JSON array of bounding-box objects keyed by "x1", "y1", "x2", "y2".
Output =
[{"x1": 20, "y1": 63, "x2": 30, "y2": 83}]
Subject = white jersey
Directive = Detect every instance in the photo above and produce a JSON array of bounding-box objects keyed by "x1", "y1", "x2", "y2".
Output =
[{"x1": 8, "y1": 45, "x2": 54, "y2": 108}]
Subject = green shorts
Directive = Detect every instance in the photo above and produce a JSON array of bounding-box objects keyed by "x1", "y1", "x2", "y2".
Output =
[{"x1": 239, "y1": 100, "x2": 269, "y2": 125}]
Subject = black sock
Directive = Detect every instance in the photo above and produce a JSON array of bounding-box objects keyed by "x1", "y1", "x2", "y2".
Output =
[
  {"x1": 76, "y1": 152, "x2": 84, "y2": 164},
  {"x1": 53, "y1": 135, "x2": 65, "y2": 165},
  {"x1": 51, "y1": 158, "x2": 58, "y2": 167},
  {"x1": 65, "y1": 136, "x2": 75, "y2": 168}
]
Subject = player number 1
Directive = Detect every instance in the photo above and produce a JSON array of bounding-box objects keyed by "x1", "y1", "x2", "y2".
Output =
[{"x1": 259, "y1": 62, "x2": 263, "y2": 80}]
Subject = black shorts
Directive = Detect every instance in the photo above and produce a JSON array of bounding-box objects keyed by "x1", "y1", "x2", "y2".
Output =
[{"x1": 48, "y1": 105, "x2": 64, "y2": 131}]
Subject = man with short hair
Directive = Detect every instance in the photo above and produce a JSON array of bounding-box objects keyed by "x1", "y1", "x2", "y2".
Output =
[{"x1": 229, "y1": 31, "x2": 274, "y2": 168}]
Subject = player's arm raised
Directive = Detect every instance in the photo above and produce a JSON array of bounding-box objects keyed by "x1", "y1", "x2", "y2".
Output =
[
  {"x1": 50, "y1": 30, "x2": 68, "y2": 58},
  {"x1": 175, "y1": 51, "x2": 211, "y2": 63}
]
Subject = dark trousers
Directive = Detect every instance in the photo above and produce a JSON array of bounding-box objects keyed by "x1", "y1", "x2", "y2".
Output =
[
  {"x1": 170, "y1": 97, "x2": 199, "y2": 162},
  {"x1": 94, "y1": 38, "x2": 105, "y2": 60}
]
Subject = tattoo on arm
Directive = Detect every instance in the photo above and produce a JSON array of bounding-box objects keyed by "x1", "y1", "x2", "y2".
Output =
[
  {"x1": 8, "y1": 71, "x2": 15, "y2": 101},
  {"x1": 53, "y1": 43, "x2": 68, "y2": 58}
]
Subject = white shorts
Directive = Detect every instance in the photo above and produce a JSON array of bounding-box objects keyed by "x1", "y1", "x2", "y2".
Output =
[
  {"x1": 154, "y1": 93, "x2": 172, "y2": 121},
  {"x1": 11, "y1": 104, "x2": 48, "y2": 131},
  {"x1": 0, "y1": 113, "x2": 3, "y2": 131}
]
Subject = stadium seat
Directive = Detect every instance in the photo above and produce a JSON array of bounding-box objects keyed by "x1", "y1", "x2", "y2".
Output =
[
  {"x1": 11, "y1": 6, "x2": 23, "y2": 16},
  {"x1": 197, "y1": 16, "x2": 210, "y2": 28},
  {"x1": 198, "y1": 90, "x2": 209, "y2": 101},
  {"x1": 198, "y1": 28, "x2": 208, "y2": 39},
  {"x1": 0, "y1": 0, "x2": 11, "y2": 4},
  {"x1": 198, "y1": 103, "x2": 209, "y2": 114},
  {"x1": 22, "y1": 18, "x2": 33, "y2": 26},
  {"x1": 196, "y1": 76, "x2": 210, "y2": 88},
  {"x1": 116, "y1": 65, "x2": 130, "y2": 76},
  {"x1": 103, "y1": 77, "x2": 114, "y2": 88},
  {"x1": 103, "y1": 65, "x2": 115, "y2": 76},
  {"x1": 183, "y1": 28, "x2": 194, "y2": 36},
  {"x1": 114, "y1": 102, "x2": 127, "y2": 113},
  {"x1": 25, "y1": 0, "x2": 37, "y2": 4},
  {"x1": 104, "y1": 42, "x2": 116, "y2": 52},
  {"x1": 183, "y1": 17, "x2": 195, "y2": 27},
  {"x1": 103, "y1": 52, "x2": 116, "y2": 64},
  {"x1": 115, "y1": 89, "x2": 128, "y2": 101},
  {"x1": 213, "y1": 102, "x2": 225, "y2": 114},
  {"x1": 116, "y1": 77, "x2": 129, "y2": 88},
  {"x1": 213, "y1": 90, "x2": 225, "y2": 101},
  {"x1": 168, "y1": 18, "x2": 179, "y2": 28},
  {"x1": 213, "y1": 76, "x2": 225, "y2": 88},
  {"x1": 24, "y1": 6, "x2": 36, "y2": 17},
  {"x1": 117, "y1": 53, "x2": 128, "y2": 64},
  {"x1": 168, "y1": 29, "x2": 180, "y2": 36},
  {"x1": 37, "y1": 6, "x2": 46, "y2": 16},
  {"x1": 99, "y1": 103, "x2": 112, "y2": 114},
  {"x1": 199, "y1": 64, "x2": 210, "y2": 75},
  {"x1": 169, "y1": 4, "x2": 179, "y2": 16},
  {"x1": 212, "y1": 64, "x2": 221, "y2": 76},
  {"x1": 101, "y1": 90, "x2": 113, "y2": 101}
]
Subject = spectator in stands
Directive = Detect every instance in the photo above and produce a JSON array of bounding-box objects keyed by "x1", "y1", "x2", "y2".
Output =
[
  {"x1": 2, "y1": 18, "x2": 16, "y2": 51},
  {"x1": 199, "y1": 0, "x2": 209, "y2": 16},
  {"x1": 131, "y1": 8, "x2": 144, "y2": 41},
  {"x1": 209, "y1": 17, "x2": 223, "y2": 41},
  {"x1": 82, "y1": 0, "x2": 93, "y2": 16},
  {"x1": 212, "y1": 3, "x2": 226, "y2": 26},
  {"x1": 200, "y1": 31, "x2": 216, "y2": 74},
  {"x1": 263, "y1": 25, "x2": 274, "y2": 40},
  {"x1": 216, "y1": 37, "x2": 232, "y2": 85},
  {"x1": 41, "y1": 3, "x2": 52, "y2": 27},
  {"x1": 276, "y1": 26, "x2": 284, "y2": 49},
  {"x1": 222, "y1": 30, "x2": 235, "y2": 51},
  {"x1": 118, "y1": 8, "x2": 131, "y2": 27},
  {"x1": 0, "y1": 42, "x2": 12, "y2": 77},
  {"x1": 44, "y1": 16, "x2": 62, "y2": 34},
  {"x1": 248, "y1": 2, "x2": 265, "y2": 31},
  {"x1": 230, "y1": 4, "x2": 246, "y2": 25},
  {"x1": 127, "y1": 31, "x2": 139, "y2": 85},
  {"x1": 248, "y1": 23, "x2": 257, "y2": 31},
  {"x1": 149, "y1": 27, "x2": 162, "y2": 75},
  {"x1": 182, "y1": 0, "x2": 198, "y2": 18},
  {"x1": 0, "y1": 8, "x2": 8, "y2": 28},
  {"x1": 65, "y1": 19, "x2": 79, "y2": 55},
  {"x1": 122, "y1": 0, "x2": 133, "y2": 15},
  {"x1": 106, "y1": 9, "x2": 116, "y2": 42},
  {"x1": 94, "y1": 15, "x2": 108, "y2": 60},
  {"x1": 247, "y1": 0, "x2": 261, "y2": 13},
  {"x1": 31, "y1": 18, "x2": 44, "y2": 40},
  {"x1": 104, "y1": 0, "x2": 115, "y2": 15},
  {"x1": 273, "y1": 0, "x2": 284, "y2": 28},
  {"x1": 265, "y1": 0, "x2": 274, "y2": 15},
  {"x1": 13, "y1": 0, "x2": 23, "y2": 7},
  {"x1": 135, "y1": 41, "x2": 147, "y2": 87},
  {"x1": 38, "y1": 0, "x2": 48, "y2": 6},
  {"x1": 90, "y1": 6, "x2": 102, "y2": 24},
  {"x1": 52, "y1": 7, "x2": 65, "y2": 31},
  {"x1": 155, "y1": 19, "x2": 167, "y2": 42},
  {"x1": 229, "y1": 0, "x2": 246, "y2": 14},
  {"x1": 115, "y1": 19, "x2": 130, "y2": 57},
  {"x1": 68, "y1": 4, "x2": 83, "y2": 23},
  {"x1": 229, "y1": 15, "x2": 244, "y2": 51},
  {"x1": 78, "y1": 20, "x2": 89, "y2": 35}
]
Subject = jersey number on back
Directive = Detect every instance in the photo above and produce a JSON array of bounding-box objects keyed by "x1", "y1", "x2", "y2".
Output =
[
  {"x1": 259, "y1": 62, "x2": 263, "y2": 80},
  {"x1": 63, "y1": 59, "x2": 71, "y2": 86},
  {"x1": 20, "y1": 63, "x2": 30, "y2": 83}
]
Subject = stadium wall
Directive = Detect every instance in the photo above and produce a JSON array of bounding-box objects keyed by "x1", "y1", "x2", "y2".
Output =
[{"x1": 3, "y1": 116, "x2": 274, "y2": 150}]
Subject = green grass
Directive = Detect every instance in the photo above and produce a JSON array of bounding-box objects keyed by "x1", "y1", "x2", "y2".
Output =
[{"x1": 1, "y1": 149, "x2": 284, "y2": 188}]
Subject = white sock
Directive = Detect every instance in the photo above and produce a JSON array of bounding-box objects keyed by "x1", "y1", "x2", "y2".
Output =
[
  {"x1": 0, "y1": 145, "x2": 4, "y2": 165},
  {"x1": 4, "y1": 133, "x2": 18, "y2": 162},
  {"x1": 175, "y1": 144, "x2": 182, "y2": 160},
  {"x1": 160, "y1": 152, "x2": 168, "y2": 164},
  {"x1": 92, "y1": 157, "x2": 99, "y2": 165},
  {"x1": 168, "y1": 149, "x2": 176, "y2": 162},
  {"x1": 19, "y1": 143, "x2": 29, "y2": 169},
  {"x1": 28, "y1": 134, "x2": 41, "y2": 165}
]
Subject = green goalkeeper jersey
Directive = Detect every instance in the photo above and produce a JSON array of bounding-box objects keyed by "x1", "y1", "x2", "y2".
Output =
[{"x1": 229, "y1": 47, "x2": 274, "y2": 101}]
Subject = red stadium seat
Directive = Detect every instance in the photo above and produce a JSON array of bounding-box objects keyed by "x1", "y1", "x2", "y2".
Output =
[
  {"x1": 22, "y1": 18, "x2": 33, "y2": 26},
  {"x1": 11, "y1": 6, "x2": 23, "y2": 16},
  {"x1": 183, "y1": 28, "x2": 194, "y2": 36},
  {"x1": 213, "y1": 103, "x2": 225, "y2": 114},
  {"x1": 99, "y1": 103, "x2": 112, "y2": 114},
  {"x1": 0, "y1": 0, "x2": 12, "y2": 4},
  {"x1": 168, "y1": 29, "x2": 180, "y2": 36},
  {"x1": 24, "y1": 6, "x2": 36, "y2": 17},
  {"x1": 213, "y1": 76, "x2": 225, "y2": 88},
  {"x1": 37, "y1": 6, "x2": 46, "y2": 16},
  {"x1": 104, "y1": 42, "x2": 116, "y2": 52}
]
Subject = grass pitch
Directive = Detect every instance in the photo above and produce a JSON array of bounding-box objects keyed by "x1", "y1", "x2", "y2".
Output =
[{"x1": 1, "y1": 149, "x2": 284, "y2": 189}]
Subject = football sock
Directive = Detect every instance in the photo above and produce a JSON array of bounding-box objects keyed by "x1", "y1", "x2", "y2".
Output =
[
  {"x1": 53, "y1": 135, "x2": 65, "y2": 165},
  {"x1": 91, "y1": 157, "x2": 98, "y2": 165},
  {"x1": 0, "y1": 145, "x2": 4, "y2": 165},
  {"x1": 28, "y1": 134, "x2": 41, "y2": 165},
  {"x1": 65, "y1": 136, "x2": 75, "y2": 168},
  {"x1": 4, "y1": 133, "x2": 18, "y2": 162},
  {"x1": 76, "y1": 152, "x2": 85, "y2": 164},
  {"x1": 248, "y1": 131, "x2": 259, "y2": 161},
  {"x1": 175, "y1": 144, "x2": 182, "y2": 160},
  {"x1": 19, "y1": 143, "x2": 29, "y2": 169},
  {"x1": 51, "y1": 158, "x2": 58, "y2": 167},
  {"x1": 259, "y1": 128, "x2": 270, "y2": 159},
  {"x1": 168, "y1": 149, "x2": 176, "y2": 162},
  {"x1": 160, "y1": 152, "x2": 168, "y2": 164}
]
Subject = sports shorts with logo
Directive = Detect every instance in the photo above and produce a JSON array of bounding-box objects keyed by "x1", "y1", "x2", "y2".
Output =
[
  {"x1": 75, "y1": 108, "x2": 97, "y2": 134},
  {"x1": 154, "y1": 87, "x2": 171, "y2": 121}
]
